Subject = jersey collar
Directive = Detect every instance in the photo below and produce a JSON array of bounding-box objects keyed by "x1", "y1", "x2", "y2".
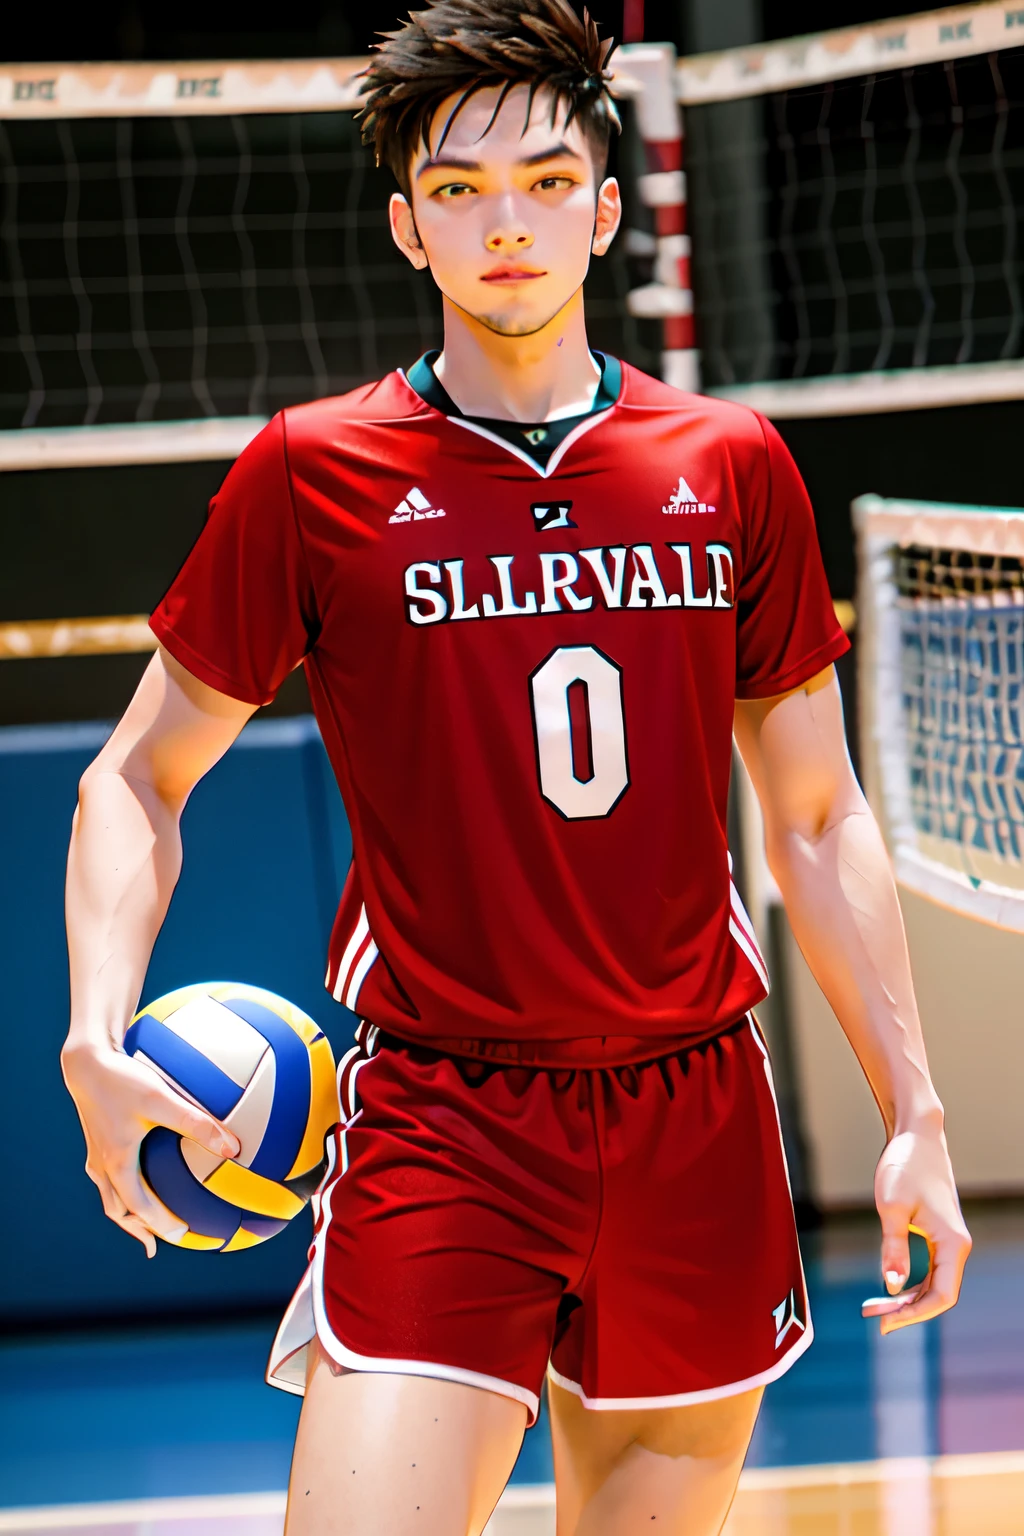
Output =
[{"x1": 402, "y1": 351, "x2": 623, "y2": 479}]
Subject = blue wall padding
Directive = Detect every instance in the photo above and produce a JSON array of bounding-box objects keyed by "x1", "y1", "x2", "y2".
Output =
[
  {"x1": 124, "y1": 1015, "x2": 245, "y2": 1121},
  {"x1": 219, "y1": 997, "x2": 310, "y2": 1179},
  {"x1": 140, "y1": 1128, "x2": 241, "y2": 1244},
  {"x1": 0, "y1": 715, "x2": 355, "y2": 1324}
]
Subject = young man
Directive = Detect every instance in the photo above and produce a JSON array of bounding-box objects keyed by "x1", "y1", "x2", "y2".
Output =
[{"x1": 63, "y1": 2, "x2": 971, "y2": 1532}]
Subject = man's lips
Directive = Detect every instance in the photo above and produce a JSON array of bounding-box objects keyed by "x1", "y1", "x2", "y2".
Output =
[{"x1": 480, "y1": 266, "x2": 547, "y2": 284}]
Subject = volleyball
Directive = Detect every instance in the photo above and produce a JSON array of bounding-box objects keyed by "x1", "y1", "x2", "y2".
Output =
[{"x1": 125, "y1": 982, "x2": 338, "y2": 1253}]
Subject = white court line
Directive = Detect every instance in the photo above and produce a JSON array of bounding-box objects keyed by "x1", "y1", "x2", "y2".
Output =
[
  {"x1": 4, "y1": 1455, "x2": 1024, "y2": 1530},
  {"x1": 739, "y1": 1450, "x2": 1024, "y2": 1489},
  {"x1": 0, "y1": 1491, "x2": 287, "y2": 1530}
]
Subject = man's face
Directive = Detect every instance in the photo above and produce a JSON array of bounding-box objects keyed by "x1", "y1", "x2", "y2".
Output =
[{"x1": 390, "y1": 84, "x2": 620, "y2": 337}]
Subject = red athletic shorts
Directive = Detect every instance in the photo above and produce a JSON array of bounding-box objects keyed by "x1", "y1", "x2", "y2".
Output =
[{"x1": 268, "y1": 1016, "x2": 812, "y2": 1421}]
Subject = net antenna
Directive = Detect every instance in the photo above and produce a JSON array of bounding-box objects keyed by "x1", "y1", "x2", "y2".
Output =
[{"x1": 856, "y1": 493, "x2": 1024, "y2": 930}]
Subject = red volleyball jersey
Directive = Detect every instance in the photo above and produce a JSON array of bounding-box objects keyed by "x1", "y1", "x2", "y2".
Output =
[{"x1": 152, "y1": 362, "x2": 848, "y2": 1057}]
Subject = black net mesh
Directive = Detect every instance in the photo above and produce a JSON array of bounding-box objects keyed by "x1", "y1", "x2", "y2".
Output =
[
  {"x1": 897, "y1": 543, "x2": 1024, "y2": 600},
  {"x1": 687, "y1": 47, "x2": 1024, "y2": 387},
  {"x1": 895, "y1": 540, "x2": 1024, "y2": 865},
  {"x1": 0, "y1": 108, "x2": 638, "y2": 430}
]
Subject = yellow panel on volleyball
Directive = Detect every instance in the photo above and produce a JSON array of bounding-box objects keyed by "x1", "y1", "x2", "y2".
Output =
[
  {"x1": 176, "y1": 1230, "x2": 224, "y2": 1251},
  {"x1": 204, "y1": 1160, "x2": 306, "y2": 1221},
  {"x1": 221, "y1": 1227, "x2": 267, "y2": 1253}
]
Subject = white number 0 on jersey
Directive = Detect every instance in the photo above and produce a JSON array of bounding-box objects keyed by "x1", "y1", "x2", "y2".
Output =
[{"x1": 529, "y1": 645, "x2": 629, "y2": 820}]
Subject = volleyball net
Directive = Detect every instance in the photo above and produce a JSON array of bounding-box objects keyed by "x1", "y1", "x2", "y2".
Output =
[
  {"x1": 0, "y1": 3, "x2": 1022, "y2": 464},
  {"x1": 857, "y1": 493, "x2": 1024, "y2": 929},
  {"x1": 681, "y1": 3, "x2": 1024, "y2": 414},
  {"x1": 2, "y1": 0, "x2": 1023, "y2": 769}
]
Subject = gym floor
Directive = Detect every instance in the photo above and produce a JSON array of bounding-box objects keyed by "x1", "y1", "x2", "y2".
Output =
[{"x1": 2, "y1": 1203, "x2": 1022, "y2": 1534}]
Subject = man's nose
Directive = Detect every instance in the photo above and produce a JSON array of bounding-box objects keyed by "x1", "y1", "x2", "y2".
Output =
[
  {"x1": 484, "y1": 202, "x2": 534, "y2": 252},
  {"x1": 485, "y1": 229, "x2": 534, "y2": 250}
]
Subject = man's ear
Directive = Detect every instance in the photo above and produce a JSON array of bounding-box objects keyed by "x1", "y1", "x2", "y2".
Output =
[
  {"x1": 591, "y1": 177, "x2": 622, "y2": 257},
  {"x1": 390, "y1": 193, "x2": 429, "y2": 270}
]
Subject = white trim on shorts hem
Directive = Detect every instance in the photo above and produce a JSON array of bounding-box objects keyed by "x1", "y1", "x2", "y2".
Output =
[
  {"x1": 545, "y1": 1320, "x2": 814, "y2": 1412},
  {"x1": 312, "y1": 1313, "x2": 541, "y2": 1424},
  {"x1": 266, "y1": 1102, "x2": 540, "y2": 1424}
]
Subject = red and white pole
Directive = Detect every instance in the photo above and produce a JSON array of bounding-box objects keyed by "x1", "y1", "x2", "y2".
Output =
[{"x1": 615, "y1": 44, "x2": 699, "y2": 394}]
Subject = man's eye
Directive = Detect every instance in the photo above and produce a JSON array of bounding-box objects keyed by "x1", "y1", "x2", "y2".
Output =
[
  {"x1": 435, "y1": 182, "x2": 476, "y2": 199},
  {"x1": 534, "y1": 176, "x2": 574, "y2": 191}
]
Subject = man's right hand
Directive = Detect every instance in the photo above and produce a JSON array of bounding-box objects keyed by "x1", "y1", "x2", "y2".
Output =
[{"x1": 61, "y1": 1041, "x2": 240, "y2": 1258}]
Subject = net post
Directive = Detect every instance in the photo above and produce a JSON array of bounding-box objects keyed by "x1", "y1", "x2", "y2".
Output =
[{"x1": 617, "y1": 44, "x2": 700, "y2": 393}]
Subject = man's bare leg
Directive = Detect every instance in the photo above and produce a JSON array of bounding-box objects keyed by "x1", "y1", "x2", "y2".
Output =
[
  {"x1": 286, "y1": 1342, "x2": 528, "y2": 1536},
  {"x1": 549, "y1": 1380, "x2": 763, "y2": 1536}
]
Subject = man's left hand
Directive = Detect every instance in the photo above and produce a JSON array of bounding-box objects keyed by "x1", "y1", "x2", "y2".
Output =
[{"x1": 862, "y1": 1127, "x2": 972, "y2": 1334}]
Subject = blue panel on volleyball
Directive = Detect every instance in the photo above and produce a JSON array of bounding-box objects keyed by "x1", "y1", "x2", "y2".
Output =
[
  {"x1": 124, "y1": 1014, "x2": 245, "y2": 1121},
  {"x1": 220, "y1": 996, "x2": 311, "y2": 1180},
  {"x1": 242, "y1": 1214, "x2": 291, "y2": 1241},
  {"x1": 140, "y1": 1127, "x2": 241, "y2": 1244}
]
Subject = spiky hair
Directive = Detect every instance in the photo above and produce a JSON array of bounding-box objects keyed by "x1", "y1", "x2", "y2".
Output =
[{"x1": 358, "y1": 0, "x2": 620, "y2": 196}]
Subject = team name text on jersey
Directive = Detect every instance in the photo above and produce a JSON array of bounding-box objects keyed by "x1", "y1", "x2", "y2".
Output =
[{"x1": 404, "y1": 542, "x2": 735, "y2": 627}]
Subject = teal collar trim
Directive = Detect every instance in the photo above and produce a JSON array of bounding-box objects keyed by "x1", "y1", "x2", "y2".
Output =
[{"x1": 406, "y1": 351, "x2": 621, "y2": 470}]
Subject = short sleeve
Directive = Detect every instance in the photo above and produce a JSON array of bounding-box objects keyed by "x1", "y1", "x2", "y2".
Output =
[
  {"x1": 734, "y1": 414, "x2": 849, "y2": 700},
  {"x1": 150, "y1": 414, "x2": 318, "y2": 706}
]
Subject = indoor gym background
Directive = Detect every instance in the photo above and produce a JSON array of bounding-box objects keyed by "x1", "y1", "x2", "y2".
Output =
[{"x1": 1, "y1": 2, "x2": 1023, "y2": 1531}]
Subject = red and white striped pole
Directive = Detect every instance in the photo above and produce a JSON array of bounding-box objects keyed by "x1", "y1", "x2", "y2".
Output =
[{"x1": 615, "y1": 44, "x2": 699, "y2": 394}]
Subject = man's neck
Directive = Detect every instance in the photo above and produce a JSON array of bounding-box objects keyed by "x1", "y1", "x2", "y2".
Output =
[{"x1": 433, "y1": 289, "x2": 600, "y2": 424}]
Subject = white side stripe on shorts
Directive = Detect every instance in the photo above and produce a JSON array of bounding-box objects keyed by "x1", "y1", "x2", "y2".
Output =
[
  {"x1": 729, "y1": 880, "x2": 770, "y2": 993},
  {"x1": 331, "y1": 902, "x2": 379, "y2": 1009},
  {"x1": 344, "y1": 936, "x2": 379, "y2": 1011}
]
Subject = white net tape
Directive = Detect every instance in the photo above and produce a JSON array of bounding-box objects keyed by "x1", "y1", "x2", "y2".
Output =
[{"x1": 856, "y1": 494, "x2": 1024, "y2": 928}]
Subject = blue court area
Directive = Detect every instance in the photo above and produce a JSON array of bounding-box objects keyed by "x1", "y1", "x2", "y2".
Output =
[{"x1": 3, "y1": 1203, "x2": 1022, "y2": 1509}]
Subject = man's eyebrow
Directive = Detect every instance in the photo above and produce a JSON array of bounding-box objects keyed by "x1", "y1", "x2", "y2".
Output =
[
  {"x1": 415, "y1": 142, "x2": 585, "y2": 179},
  {"x1": 416, "y1": 155, "x2": 483, "y2": 179},
  {"x1": 518, "y1": 143, "x2": 585, "y2": 167}
]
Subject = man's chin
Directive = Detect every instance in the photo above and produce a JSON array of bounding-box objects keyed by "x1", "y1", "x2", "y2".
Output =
[
  {"x1": 446, "y1": 293, "x2": 572, "y2": 339},
  {"x1": 472, "y1": 310, "x2": 563, "y2": 339}
]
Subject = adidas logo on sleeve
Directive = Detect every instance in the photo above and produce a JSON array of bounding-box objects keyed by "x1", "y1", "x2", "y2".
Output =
[{"x1": 390, "y1": 487, "x2": 445, "y2": 524}]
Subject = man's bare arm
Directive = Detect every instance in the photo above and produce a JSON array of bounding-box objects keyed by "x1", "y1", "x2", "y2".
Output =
[
  {"x1": 62, "y1": 647, "x2": 257, "y2": 1255},
  {"x1": 733, "y1": 667, "x2": 971, "y2": 1332}
]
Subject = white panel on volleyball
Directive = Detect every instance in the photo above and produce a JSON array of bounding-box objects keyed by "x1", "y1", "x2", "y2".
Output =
[
  {"x1": 161, "y1": 995, "x2": 267, "y2": 1084},
  {"x1": 855, "y1": 493, "x2": 1024, "y2": 929},
  {"x1": 162, "y1": 995, "x2": 277, "y2": 1175},
  {"x1": 178, "y1": 1052, "x2": 278, "y2": 1184}
]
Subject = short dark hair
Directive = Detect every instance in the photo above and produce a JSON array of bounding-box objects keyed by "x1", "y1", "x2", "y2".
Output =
[{"x1": 358, "y1": 0, "x2": 620, "y2": 198}]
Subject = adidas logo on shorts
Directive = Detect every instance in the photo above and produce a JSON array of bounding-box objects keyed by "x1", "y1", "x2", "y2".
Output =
[
  {"x1": 772, "y1": 1288, "x2": 807, "y2": 1349},
  {"x1": 390, "y1": 486, "x2": 445, "y2": 524}
]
